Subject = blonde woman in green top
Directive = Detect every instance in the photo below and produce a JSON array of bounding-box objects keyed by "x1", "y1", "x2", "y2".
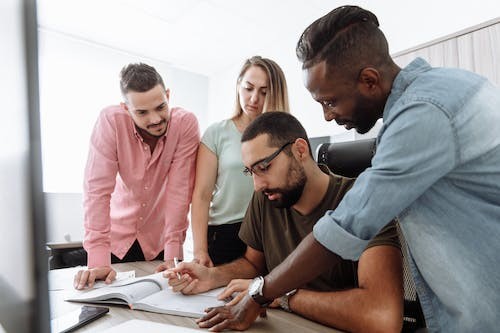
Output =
[{"x1": 191, "y1": 56, "x2": 290, "y2": 266}]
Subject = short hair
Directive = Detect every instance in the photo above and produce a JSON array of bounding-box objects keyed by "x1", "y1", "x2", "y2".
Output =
[
  {"x1": 233, "y1": 56, "x2": 290, "y2": 118},
  {"x1": 296, "y1": 5, "x2": 391, "y2": 78},
  {"x1": 119, "y1": 63, "x2": 165, "y2": 97},
  {"x1": 241, "y1": 112, "x2": 313, "y2": 157}
]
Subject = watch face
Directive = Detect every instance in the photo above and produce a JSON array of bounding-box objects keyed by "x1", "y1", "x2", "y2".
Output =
[{"x1": 248, "y1": 277, "x2": 262, "y2": 296}]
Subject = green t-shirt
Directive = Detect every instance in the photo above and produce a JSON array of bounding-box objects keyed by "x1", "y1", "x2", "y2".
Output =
[
  {"x1": 201, "y1": 119, "x2": 254, "y2": 226},
  {"x1": 239, "y1": 165, "x2": 400, "y2": 291}
]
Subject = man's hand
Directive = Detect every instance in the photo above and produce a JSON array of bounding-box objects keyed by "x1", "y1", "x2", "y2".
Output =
[
  {"x1": 217, "y1": 278, "x2": 252, "y2": 305},
  {"x1": 73, "y1": 266, "x2": 116, "y2": 290},
  {"x1": 155, "y1": 259, "x2": 175, "y2": 272},
  {"x1": 197, "y1": 293, "x2": 264, "y2": 331},
  {"x1": 193, "y1": 251, "x2": 214, "y2": 268},
  {"x1": 163, "y1": 261, "x2": 214, "y2": 294},
  {"x1": 219, "y1": 279, "x2": 283, "y2": 309}
]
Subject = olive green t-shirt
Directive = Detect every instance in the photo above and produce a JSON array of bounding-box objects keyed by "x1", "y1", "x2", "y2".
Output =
[{"x1": 239, "y1": 165, "x2": 400, "y2": 291}]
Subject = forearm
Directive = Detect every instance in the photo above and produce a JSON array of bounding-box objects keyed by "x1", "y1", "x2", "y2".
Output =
[
  {"x1": 263, "y1": 233, "x2": 341, "y2": 299},
  {"x1": 84, "y1": 238, "x2": 111, "y2": 268},
  {"x1": 163, "y1": 173, "x2": 193, "y2": 260},
  {"x1": 289, "y1": 289, "x2": 402, "y2": 333},
  {"x1": 163, "y1": 196, "x2": 190, "y2": 260},
  {"x1": 163, "y1": 221, "x2": 188, "y2": 261},
  {"x1": 210, "y1": 257, "x2": 260, "y2": 288},
  {"x1": 191, "y1": 194, "x2": 212, "y2": 254},
  {"x1": 190, "y1": 142, "x2": 218, "y2": 256},
  {"x1": 163, "y1": 162, "x2": 197, "y2": 259},
  {"x1": 83, "y1": 194, "x2": 113, "y2": 268}
]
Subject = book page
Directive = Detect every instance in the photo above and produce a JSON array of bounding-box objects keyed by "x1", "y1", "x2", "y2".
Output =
[
  {"x1": 66, "y1": 272, "x2": 167, "y2": 305},
  {"x1": 198, "y1": 287, "x2": 225, "y2": 298},
  {"x1": 132, "y1": 288, "x2": 225, "y2": 318},
  {"x1": 107, "y1": 272, "x2": 167, "y2": 289},
  {"x1": 92, "y1": 270, "x2": 135, "y2": 289},
  {"x1": 49, "y1": 266, "x2": 135, "y2": 291}
]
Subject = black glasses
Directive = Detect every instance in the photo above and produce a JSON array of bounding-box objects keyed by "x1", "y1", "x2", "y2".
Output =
[{"x1": 243, "y1": 141, "x2": 294, "y2": 176}]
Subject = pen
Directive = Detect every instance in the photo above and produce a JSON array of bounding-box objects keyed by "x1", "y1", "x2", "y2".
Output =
[{"x1": 173, "y1": 257, "x2": 181, "y2": 279}]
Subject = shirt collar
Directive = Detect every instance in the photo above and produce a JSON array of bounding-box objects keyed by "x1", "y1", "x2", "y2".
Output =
[{"x1": 383, "y1": 57, "x2": 432, "y2": 120}]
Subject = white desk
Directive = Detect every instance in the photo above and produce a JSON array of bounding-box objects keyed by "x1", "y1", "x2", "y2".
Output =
[{"x1": 49, "y1": 261, "x2": 343, "y2": 332}]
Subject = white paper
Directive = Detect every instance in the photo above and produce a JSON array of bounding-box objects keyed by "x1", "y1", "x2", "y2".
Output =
[
  {"x1": 49, "y1": 266, "x2": 135, "y2": 291},
  {"x1": 132, "y1": 287, "x2": 225, "y2": 318}
]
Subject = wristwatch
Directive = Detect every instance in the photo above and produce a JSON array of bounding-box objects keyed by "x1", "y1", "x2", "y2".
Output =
[
  {"x1": 248, "y1": 276, "x2": 271, "y2": 307},
  {"x1": 279, "y1": 289, "x2": 297, "y2": 313}
]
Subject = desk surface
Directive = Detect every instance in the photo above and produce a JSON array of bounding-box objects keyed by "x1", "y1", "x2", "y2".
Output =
[
  {"x1": 49, "y1": 261, "x2": 343, "y2": 332},
  {"x1": 46, "y1": 241, "x2": 83, "y2": 250}
]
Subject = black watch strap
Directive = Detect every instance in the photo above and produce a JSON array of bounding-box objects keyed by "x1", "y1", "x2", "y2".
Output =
[{"x1": 251, "y1": 293, "x2": 272, "y2": 307}]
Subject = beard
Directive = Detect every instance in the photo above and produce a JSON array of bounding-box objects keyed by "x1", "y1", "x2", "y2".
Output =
[
  {"x1": 351, "y1": 92, "x2": 383, "y2": 134},
  {"x1": 146, "y1": 119, "x2": 167, "y2": 137},
  {"x1": 265, "y1": 159, "x2": 307, "y2": 209},
  {"x1": 136, "y1": 119, "x2": 167, "y2": 139}
]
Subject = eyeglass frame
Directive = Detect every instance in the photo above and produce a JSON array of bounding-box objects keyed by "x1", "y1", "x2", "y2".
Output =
[{"x1": 243, "y1": 141, "x2": 295, "y2": 176}]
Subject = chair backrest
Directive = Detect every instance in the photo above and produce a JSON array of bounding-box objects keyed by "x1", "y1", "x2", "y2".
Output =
[
  {"x1": 317, "y1": 139, "x2": 425, "y2": 332},
  {"x1": 316, "y1": 138, "x2": 376, "y2": 178}
]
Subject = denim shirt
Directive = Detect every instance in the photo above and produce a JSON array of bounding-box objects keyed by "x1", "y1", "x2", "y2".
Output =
[{"x1": 313, "y1": 58, "x2": 500, "y2": 332}]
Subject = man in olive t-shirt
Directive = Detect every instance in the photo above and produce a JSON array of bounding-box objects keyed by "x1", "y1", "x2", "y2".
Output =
[
  {"x1": 240, "y1": 164, "x2": 399, "y2": 292},
  {"x1": 166, "y1": 112, "x2": 404, "y2": 332}
]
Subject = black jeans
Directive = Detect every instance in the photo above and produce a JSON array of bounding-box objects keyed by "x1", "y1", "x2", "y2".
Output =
[
  {"x1": 207, "y1": 222, "x2": 246, "y2": 266},
  {"x1": 52, "y1": 239, "x2": 163, "y2": 269},
  {"x1": 111, "y1": 239, "x2": 163, "y2": 263}
]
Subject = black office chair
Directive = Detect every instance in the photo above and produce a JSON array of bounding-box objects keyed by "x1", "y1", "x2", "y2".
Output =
[
  {"x1": 316, "y1": 138, "x2": 377, "y2": 177},
  {"x1": 317, "y1": 138, "x2": 426, "y2": 332}
]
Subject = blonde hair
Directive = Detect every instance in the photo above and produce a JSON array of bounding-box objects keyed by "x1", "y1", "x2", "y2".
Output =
[{"x1": 232, "y1": 56, "x2": 290, "y2": 119}]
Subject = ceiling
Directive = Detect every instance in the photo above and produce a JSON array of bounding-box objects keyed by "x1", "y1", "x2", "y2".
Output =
[{"x1": 37, "y1": 0, "x2": 500, "y2": 76}]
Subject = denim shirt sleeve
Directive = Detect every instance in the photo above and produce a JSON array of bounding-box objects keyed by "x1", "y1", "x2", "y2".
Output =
[{"x1": 313, "y1": 101, "x2": 457, "y2": 260}]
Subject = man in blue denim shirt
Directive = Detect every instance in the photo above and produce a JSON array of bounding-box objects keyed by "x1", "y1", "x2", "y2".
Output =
[{"x1": 196, "y1": 5, "x2": 500, "y2": 333}]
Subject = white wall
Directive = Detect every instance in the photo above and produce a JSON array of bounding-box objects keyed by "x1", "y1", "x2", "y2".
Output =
[{"x1": 45, "y1": 193, "x2": 83, "y2": 243}]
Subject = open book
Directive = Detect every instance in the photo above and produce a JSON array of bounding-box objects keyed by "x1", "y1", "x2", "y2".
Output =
[{"x1": 66, "y1": 272, "x2": 225, "y2": 318}]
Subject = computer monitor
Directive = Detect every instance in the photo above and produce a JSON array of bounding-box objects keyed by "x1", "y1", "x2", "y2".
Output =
[{"x1": 0, "y1": 0, "x2": 50, "y2": 332}]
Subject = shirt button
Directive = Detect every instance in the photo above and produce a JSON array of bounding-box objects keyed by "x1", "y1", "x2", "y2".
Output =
[
  {"x1": 142, "y1": 203, "x2": 147, "y2": 207},
  {"x1": 144, "y1": 186, "x2": 148, "y2": 190},
  {"x1": 139, "y1": 217, "x2": 143, "y2": 221},
  {"x1": 144, "y1": 146, "x2": 148, "y2": 150}
]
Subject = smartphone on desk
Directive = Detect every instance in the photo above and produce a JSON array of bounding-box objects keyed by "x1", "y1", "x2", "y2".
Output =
[{"x1": 51, "y1": 305, "x2": 109, "y2": 333}]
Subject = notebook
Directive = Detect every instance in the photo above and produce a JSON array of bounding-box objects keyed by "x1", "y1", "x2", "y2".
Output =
[{"x1": 66, "y1": 272, "x2": 224, "y2": 318}]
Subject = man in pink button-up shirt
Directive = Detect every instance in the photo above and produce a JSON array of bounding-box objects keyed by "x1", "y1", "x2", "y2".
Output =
[{"x1": 74, "y1": 63, "x2": 199, "y2": 289}]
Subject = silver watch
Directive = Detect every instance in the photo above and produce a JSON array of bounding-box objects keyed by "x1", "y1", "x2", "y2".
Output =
[
  {"x1": 248, "y1": 276, "x2": 271, "y2": 307},
  {"x1": 279, "y1": 289, "x2": 297, "y2": 313}
]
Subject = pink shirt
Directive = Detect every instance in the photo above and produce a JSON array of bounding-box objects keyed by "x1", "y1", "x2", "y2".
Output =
[{"x1": 83, "y1": 105, "x2": 199, "y2": 268}]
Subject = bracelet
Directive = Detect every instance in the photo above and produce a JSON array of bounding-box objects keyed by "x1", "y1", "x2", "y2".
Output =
[{"x1": 279, "y1": 289, "x2": 297, "y2": 313}]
